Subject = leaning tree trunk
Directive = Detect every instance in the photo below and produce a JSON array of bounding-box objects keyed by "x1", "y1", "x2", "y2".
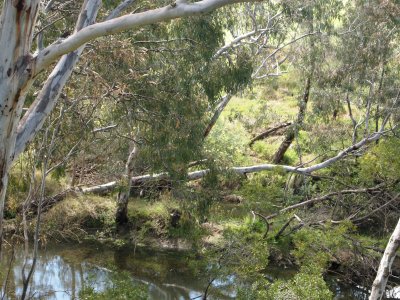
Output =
[
  {"x1": 203, "y1": 93, "x2": 233, "y2": 138},
  {"x1": 0, "y1": 0, "x2": 41, "y2": 248},
  {"x1": 272, "y1": 77, "x2": 311, "y2": 163},
  {"x1": 369, "y1": 216, "x2": 400, "y2": 300}
]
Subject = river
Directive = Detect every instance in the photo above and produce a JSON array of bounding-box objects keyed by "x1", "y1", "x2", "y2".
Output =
[{"x1": 0, "y1": 242, "x2": 397, "y2": 299}]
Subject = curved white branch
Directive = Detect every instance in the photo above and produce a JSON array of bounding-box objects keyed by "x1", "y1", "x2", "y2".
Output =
[
  {"x1": 14, "y1": 0, "x2": 102, "y2": 158},
  {"x1": 213, "y1": 27, "x2": 269, "y2": 59},
  {"x1": 33, "y1": 0, "x2": 258, "y2": 75}
]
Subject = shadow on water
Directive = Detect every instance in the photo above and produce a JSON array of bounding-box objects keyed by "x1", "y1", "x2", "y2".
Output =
[{"x1": 0, "y1": 242, "x2": 397, "y2": 299}]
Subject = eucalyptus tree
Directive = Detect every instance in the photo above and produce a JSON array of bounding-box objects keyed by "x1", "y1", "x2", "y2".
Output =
[
  {"x1": 89, "y1": 9, "x2": 256, "y2": 225},
  {"x1": 0, "y1": 0, "x2": 262, "y2": 246}
]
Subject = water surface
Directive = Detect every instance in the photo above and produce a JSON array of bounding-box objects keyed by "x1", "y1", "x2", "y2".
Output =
[{"x1": 0, "y1": 242, "x2": 397, "y2": 299}]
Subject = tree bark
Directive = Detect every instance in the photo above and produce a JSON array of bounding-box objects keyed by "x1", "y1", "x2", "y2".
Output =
[
  {"x1": 116, "y1": 145, "x2": 138, "y2": 226},
  {"x1": 369, "y1": 217, "x2": 400, "y2": 300},
  {"x1": 0, "y1": 0, "x2": 41, "y2": 249},
  {"x1": 272, "y1": 77, "x2": 311, "y2": 163},
  {"x1": 14, "y1": 0, "x2": 102, "y2": 158}
]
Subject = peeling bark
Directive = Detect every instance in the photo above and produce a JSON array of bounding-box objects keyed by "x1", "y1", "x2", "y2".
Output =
[
  {"x1": 0, "y1": 0, "x2": 41, "y2": 249},
  {"x1": 15, "y1": 0, "x2": 101, "y2": 157}
]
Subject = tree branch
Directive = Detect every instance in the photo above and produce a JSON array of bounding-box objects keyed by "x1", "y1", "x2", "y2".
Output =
[
  {"x1": 249, "y1": 122, "x2": 292, "y2": 146},
  {"x1": 81, "y1": 129, "x2": 388, "y2": 194},
  {"x1": 106, "y1": 0, "x2": 137, "y2": 21},
  {"x1": 266, "y1": 184, "x2": 385, "y2": 220},
  {"x1": 15, "y1": 0, "x2": 102, "y2": 159},
  {"x1": 204, "y1": 93, "x2": 233, "y2": 138},
  {"x1": 33, "y1": 0, "x2": 259, "y2": 75},
  {"x1": 369, "y1": 216, "x2": 400, "y2": 300}
]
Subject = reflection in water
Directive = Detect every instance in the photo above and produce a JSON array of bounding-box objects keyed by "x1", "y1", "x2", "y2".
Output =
[
  {"x1": 0, "y1": 243, "x2": 389, "y2": 299},
  {"x1": 0, "y1": 243, "x2": 235, "y2": 300}
]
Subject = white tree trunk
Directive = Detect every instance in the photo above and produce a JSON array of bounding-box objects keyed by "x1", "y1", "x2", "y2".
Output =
[
  {"x1": 369, "y1": 217, "x2": 400, "y2": 300},
  {"x1": 0, "y1": 0, "x2": 41, "y2": 246}
]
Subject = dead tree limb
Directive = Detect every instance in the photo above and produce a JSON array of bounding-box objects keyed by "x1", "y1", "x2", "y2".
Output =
[
  {"x1": 80, "y1": 129, "x2": 388, "y2": 195},
  {"x1": 266, "y1": 184, "x2": 385, "y2": 220},
  {"x1": 274, "y1": 216, "x2": 296, "y2": 240},
  {"x1": 249, "y1": 122, "x2": 292, "y2": 146},
  {"x1": 251, "y1": 210, "x2": 270, "y2": 238}
]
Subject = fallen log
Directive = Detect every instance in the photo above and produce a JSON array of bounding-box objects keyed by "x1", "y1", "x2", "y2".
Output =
[{"x1": 80, "y1": 130, "x2": 386, "y2": 195}]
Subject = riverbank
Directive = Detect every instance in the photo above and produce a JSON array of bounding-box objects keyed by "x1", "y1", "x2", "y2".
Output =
[{"x1": 4, "y1": 190, "x2": 400, "y2": 300}]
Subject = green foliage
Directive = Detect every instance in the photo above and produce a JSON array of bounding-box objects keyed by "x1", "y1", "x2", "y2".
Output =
[
  {"x1": 252, "y1": 141, "x2": 277, "y2": 160},
  {"x1": 205, "y1": 115, "x2": 250, "y2": 165},
  {"x1": 50, "y1": 165, "x2": 66, "y2": 182},
  {"x1": 79, "y1": 270, "x2": 148, "y2": 300},
  {"x1": 360, "y1": 137, "x2": 400, "y2": 183},
  {"x1": 239, "y1": 172, "x2": 286, "y2": 212},
  {"x1": 259, "y1": 265, "x2": 333, "y2": 300},
  {"x1": 291, "y1": 222, "x2": 353, "y2": 267},
  {"x1": 127, "y1": 196, "x2": 206, "y2": 246},
  {"x1": 198, "y1": 217, "x2": 269, "y2": 283},
  {"x1": 39, "y1": 195, "x2": 116, "y2": 240}
]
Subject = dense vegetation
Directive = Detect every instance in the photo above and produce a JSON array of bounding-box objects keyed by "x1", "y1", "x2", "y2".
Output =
[{"x1": 1, "y1": 0, "x2": 400, "y2": 299}]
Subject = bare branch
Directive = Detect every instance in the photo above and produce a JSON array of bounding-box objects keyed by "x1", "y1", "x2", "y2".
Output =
[
  {"x1": 106, "y1": 0, "x2": 137, "y2": 21},
  {"x1": 81, "y1": 129, "x2": 389, "y2": 194},
  {"x1": 249, "y1": 122, "x2": 292, "y2": 146},
  {"x1": 92, "y1": 124, "x2": 118, "y2": 133},
  {"x1": 266, "y1": 184, "x2": 385, "y2": 220},
  {"x1": 252, "y1": 31, "x2": 319, "y2": 78}
]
